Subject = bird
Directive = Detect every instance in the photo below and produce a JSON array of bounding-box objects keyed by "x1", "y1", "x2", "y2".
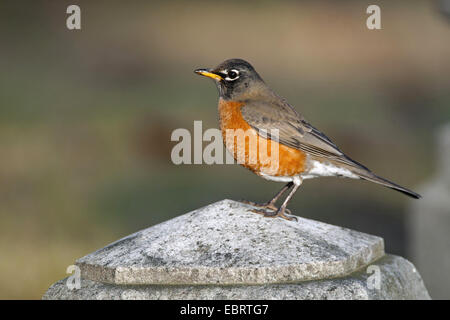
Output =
[{"x1": 194, "y1": 58, "x2": 421, "y2": 221}]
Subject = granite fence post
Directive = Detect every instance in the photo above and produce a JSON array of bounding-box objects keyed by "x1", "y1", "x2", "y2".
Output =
[{"x1": 44, "y1": 200, "x2": 430, "y2": 300}]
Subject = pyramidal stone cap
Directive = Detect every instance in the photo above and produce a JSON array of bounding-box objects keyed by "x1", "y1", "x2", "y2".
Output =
[{"x1": 76, "y1": 200, "x2": 385, "y2": 285}]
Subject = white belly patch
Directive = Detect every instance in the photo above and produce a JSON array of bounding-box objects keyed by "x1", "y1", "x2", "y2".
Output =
[
  {"x1": 259, "y1": 173, "x2": 294, "y2": 182},
  {"x1": 259, "y1": 160, "x2": 359, "y2": 182},
  {"x1": 302, "y1": 160, "x2": 359, "y2": 180}
]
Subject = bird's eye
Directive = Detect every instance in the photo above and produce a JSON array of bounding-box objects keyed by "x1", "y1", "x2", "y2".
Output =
[{"x1": 225, "y1": 69, "x2": 239, "y2": 81}]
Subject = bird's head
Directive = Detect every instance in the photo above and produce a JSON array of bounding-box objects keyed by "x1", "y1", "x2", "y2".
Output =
[{"x1": 194, "y1": 59, "x2": 265, "y2": 100}]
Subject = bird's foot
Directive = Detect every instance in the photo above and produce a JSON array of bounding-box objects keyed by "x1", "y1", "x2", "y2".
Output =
[
  {"x1": 240, "y1": 200, "x2": 291, "y2": 214},
  {"x1": 250, "y1": 207, "x2": 298, "y2": 222}
]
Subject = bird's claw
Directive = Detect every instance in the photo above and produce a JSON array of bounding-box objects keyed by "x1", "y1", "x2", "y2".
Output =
[
  {"x1": 240, "y1": 200, "x2": 291, "y2": 214},
  {"x1": 250, "y1": 208, "x2": 298, "y2": 222}
]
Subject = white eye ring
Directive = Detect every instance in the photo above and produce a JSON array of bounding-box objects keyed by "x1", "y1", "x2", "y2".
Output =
[{"x1": 224, "y1": 69, "x2": 240, "y2": 81}]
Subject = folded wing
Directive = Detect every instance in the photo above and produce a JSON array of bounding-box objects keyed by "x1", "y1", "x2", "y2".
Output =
[{"x1": 240, "y1": 97, "x2": 420, "y2": 199}]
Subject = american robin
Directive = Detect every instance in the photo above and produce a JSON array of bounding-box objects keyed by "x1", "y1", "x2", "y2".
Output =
[{"x1": 194, "y1": 59, "x2": 421, "y2": 221}]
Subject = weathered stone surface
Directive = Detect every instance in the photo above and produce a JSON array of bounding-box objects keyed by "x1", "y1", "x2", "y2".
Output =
[
  {"x1": 76, "y1": 200, "x2": 385, "y2": 285},
  {"x1": 43, "y1": 255, "x2": 430, "y2": 300},
  {"x1": 43, "y1": 199, "x2": 430, "y2": 299}
]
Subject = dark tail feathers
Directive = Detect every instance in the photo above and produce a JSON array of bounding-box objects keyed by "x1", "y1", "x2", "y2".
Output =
[{"x1": 358, "y1": 173, "x2": 421, "y2": 199}]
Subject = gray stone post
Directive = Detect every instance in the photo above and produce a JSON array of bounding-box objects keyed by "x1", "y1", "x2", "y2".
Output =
[
  {"x1": 44, "y1": 200, "x2": 430, "y2": 300},
  {"x1": 409, "y1": 124, "x2": 450, "y2": 299}
]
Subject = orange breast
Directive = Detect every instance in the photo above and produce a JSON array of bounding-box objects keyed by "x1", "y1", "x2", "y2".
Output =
[{"x1": 218, "y1": 99, "x2": 306, "y2": 177}]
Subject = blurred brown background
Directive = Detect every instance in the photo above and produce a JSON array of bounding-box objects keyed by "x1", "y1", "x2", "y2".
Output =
[{"x1": 0, "y1": 0, "x2": 449, "y2": 299}]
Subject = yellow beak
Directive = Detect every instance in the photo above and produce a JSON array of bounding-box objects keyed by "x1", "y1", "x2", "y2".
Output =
[{"x1": 194, "y1": 69, "x2": 223, "y2": 81}]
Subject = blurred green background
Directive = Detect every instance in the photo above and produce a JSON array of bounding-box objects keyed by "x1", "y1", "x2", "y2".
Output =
[{"x1": 0, "y1": 0, "x2": 449, "y2": 299}]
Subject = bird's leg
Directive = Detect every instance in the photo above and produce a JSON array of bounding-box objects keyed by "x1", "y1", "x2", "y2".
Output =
[
  {"x1": 263, "y1": 178, "x2": 302, "y2": 221},
  {"x1": 243, "y1": 182, "x2": 293, "y2": 212}
]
